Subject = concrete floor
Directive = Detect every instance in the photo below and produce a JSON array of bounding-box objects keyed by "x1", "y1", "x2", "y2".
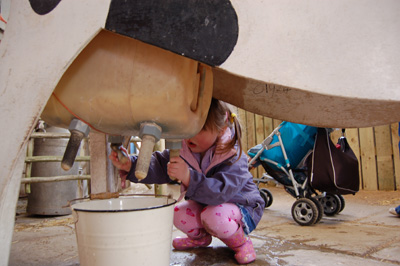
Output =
[{"x1": 9, "y1": 184, "x2": 400, "y2": 266}]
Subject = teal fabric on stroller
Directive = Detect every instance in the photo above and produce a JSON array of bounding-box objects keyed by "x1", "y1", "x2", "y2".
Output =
[{"x1": 248, "y1": 121, "x2": 317, "y2": 172}]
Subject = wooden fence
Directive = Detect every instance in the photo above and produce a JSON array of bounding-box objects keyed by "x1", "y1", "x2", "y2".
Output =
[{"x1": 236, "y1": 108, "x2": 400, "y2": 191}]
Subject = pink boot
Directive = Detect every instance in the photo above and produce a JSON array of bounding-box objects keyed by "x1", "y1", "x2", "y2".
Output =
[
  {"x1": 172, "y1": 231, "x2": 212, "y2": 250},
  {"x1": 220, "y1": 226, "x2": 256, "y2": 264}
]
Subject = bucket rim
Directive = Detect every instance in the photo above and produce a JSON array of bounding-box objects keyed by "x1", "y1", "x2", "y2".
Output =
[{"x1": 70, "y1": 194, "x2": 177, "y2": 213}]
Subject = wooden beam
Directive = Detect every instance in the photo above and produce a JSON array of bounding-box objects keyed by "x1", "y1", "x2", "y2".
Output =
[
  {"x1": 391, "y1": 123, "x2": 400, "y2": 190},
  {"x1": 375, "y1": 125, "x2": 395, "y2": 190},
  {"x1": 359, "y1": 127, "x2": 378, "y2": 190},
  {"x1": 20, "y1": 175, "x2": 90, "y2": 183},
  {"x1": 238, "y1": 108, "x2": 248, "y2": 152},
  {"x1": 246, "y1": 112, "x2": 256, "y2": 178},
  {"x1": 255, "y1": 114, "x2": 265, "y2": 178},
  {"x1": 25, "y1": 156, "x2": 90, "y2": 163}
]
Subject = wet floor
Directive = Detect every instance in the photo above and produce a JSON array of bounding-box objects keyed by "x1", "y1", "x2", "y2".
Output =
[{"x1": 9, "y1": 185, "x2": 400, "y2": 266}]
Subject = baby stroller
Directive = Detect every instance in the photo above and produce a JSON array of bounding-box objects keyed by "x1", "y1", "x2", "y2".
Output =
[{"x1": 248, "y1": 121, "x2": 356, "y2": 226}]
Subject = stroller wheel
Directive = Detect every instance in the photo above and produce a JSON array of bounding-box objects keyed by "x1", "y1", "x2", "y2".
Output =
[
  {"x1": 260, "y1": 188, "x2": 273, "y2": 208},
  {"x1": 310, "y1": 197, "x2": 324, "y2": 224},
  {"x1": 291, "y1": 198, "x2": 319, "y2": 226},
  {"x1": 319, "y1": 193, "x2": 342, "y2": 216},
  {"x1": 337, "y1": 194, "x2": 345, "y2": 213}
]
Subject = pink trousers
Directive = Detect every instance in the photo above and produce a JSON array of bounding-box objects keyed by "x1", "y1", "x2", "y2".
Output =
[{"x1": 173, "y1": 200, "x2": 243, "y2": 239}]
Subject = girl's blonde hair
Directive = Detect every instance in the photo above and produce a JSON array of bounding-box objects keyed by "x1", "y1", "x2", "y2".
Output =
[{"x1": 203, "y1": 98, "x2": 243, "y2": 159}]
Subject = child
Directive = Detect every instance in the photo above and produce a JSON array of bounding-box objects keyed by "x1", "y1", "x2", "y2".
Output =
[{"x1": 109, "y1": 98, "x2": 265, "y2": 264}]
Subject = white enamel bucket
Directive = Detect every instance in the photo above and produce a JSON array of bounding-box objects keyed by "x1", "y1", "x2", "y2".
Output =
[{"x1": 71, "y1": 195, "x2": 176, "y2": 266}]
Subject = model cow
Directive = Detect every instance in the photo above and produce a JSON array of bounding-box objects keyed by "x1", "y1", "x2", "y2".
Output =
[{"x1": 1, "y1": 1, "x2": 400, "y2": 265}]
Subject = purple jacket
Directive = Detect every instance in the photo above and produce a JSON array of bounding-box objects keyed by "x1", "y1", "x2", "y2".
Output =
[{"x1": 125, "y1": 131, "x2": 265, "y2": 227}]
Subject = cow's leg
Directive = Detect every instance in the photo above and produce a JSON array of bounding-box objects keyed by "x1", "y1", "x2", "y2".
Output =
[
  {"x1": 0, "y1": 145, "x2": 27, "y2": 266},
  {"x1": 0, "y1": 1, "x2": 110, "y2": 264}
]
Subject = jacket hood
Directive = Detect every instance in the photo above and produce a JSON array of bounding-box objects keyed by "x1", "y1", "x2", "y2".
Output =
[{"x1": 180, "y1": 127, "x2": 237, "y2": 174}]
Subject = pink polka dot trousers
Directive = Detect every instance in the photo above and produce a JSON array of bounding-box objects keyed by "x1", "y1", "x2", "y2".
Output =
[
  {"x1": 173, "y1": 200, "x2": 257, "y2": 264},
  {"x1": 173, "y1": 200, "x2": 243, "y2": 239}
]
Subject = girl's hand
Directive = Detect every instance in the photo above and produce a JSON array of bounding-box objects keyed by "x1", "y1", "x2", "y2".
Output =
[
  {"x1": 118, "y1": 169, "x2": 128, "y2": 189},
  {"x1": 168, "y1": 156, "x2": 190, "y2": 186},
  {"x1": 109, "y1": 150, "x2": 132, "y2": 172}
]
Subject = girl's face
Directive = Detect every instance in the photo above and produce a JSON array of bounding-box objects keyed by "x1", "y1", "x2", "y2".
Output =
[{"x1": 185, "y1": 127, "x2": 220, "y2": 155}]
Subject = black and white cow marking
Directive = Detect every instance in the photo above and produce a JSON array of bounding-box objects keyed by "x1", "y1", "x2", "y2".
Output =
[{"x1": 30, "y1": 0, "x2": 238, "y2": 66}]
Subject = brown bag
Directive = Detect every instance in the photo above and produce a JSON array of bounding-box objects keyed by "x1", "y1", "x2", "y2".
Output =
[{"x1": 308, "y1": 128, "x2": 359, "y2": 195}]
